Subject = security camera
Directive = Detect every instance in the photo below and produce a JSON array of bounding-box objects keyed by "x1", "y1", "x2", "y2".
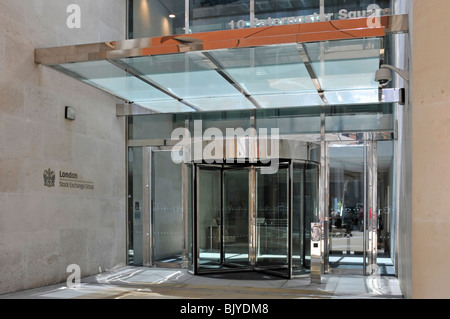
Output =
[
  {"x1": 375, "y1": 67, "x2": 392, "y2": 86},
  {"x1": 375, "y1": 64, "x2": 409, "y2": 85}
]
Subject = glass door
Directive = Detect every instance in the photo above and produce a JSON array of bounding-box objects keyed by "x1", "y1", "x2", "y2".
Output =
[
  {"x1": 328, "y1": 144, "x2": 366, "y2": 274},
  {"x1": 223, "y1": 168, "x2": 250, "y2": 268},
  {"x1": 327, "y1": 141, "x2": 378, "y2": 275},
  {"x1": 255, "y1": 165, "x2": 290, "y2": 278},
  {"x1": 196, "y1": 165, "x2": 251, "y2": 273},
  {"x1": 197, "y1": 166, "x2": 222, "y2": 271},
  {"x1": 150, "y1": 149, "x2": 184, "y2": 267}
]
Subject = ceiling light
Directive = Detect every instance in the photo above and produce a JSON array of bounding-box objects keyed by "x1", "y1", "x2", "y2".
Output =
[{"x1": 169, "y1": 14, "x2": 176, "y2": 19}]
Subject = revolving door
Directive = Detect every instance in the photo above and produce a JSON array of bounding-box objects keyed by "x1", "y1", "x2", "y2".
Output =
[{"x1": 193, "y1": 161, "x2": 319, "y2": 279}]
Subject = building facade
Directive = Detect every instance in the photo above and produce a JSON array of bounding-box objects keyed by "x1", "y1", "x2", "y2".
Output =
[{"x1": 0, "y1": 0, "x2": 449, "y2": 299}]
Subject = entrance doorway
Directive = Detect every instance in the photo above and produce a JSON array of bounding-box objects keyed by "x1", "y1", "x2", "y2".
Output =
[
  {"x1": 193, "y1": 161, "x2": 319, "y2": 279},
  {"x1": 326, "y1": 140, "x2": 395, "y2": 275}
]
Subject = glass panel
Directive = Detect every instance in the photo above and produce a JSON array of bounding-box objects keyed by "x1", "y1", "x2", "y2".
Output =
[
  {"x1": 152, "y1": 151, "x2": 183, "y2": 265},
  {"x1": 292, "y1": 163, "x2": 304, "y2": 275},
  {"x1": 190, "y1": 0, "x2": 250, "y2": 33},
  {"x1": 305, "y1": 38, "x2": 382, "y2": 92},
  {"x1": 54, "y1": 61, "x2": 173, "y2": 103},
  {"x1": 197, "y1": 168, "x2": 222, "y2": 270},
  {"x1": 255, "y1": 166, "x2": 289, "y2": 276},
  {"x1": 189, "y1": 110, "x2": 252, "y2": 136},
  {"x1": 123, "y1": 53, "x2": 244, "y2": 98},
  {"x1": 128, "y1": 0, "x2": 393, "y2": 37},
  {"x1": 256, "y1": 107, "x2": 322, "y2": 136},
  {"x1": 376, "y1": 140, "x2": 395, "y2": 275},
  {"x1": 325, "y1": 104, "x2": 394, "y2": 133},
  {"x1": 128, "y1": 0, "x2": 187, "y2": 38},
  {"x1": 121, "y1": 53, "x2": 256, "y2": 111},
  {"x1": 128, "y1": 147, "x2": 143, "y2": 266},
  {"x1": 324, "y1": 0, "x2": 391, "y2": 21},
  {"x1": 208, "y1": 45, "x2": 319, "y2": 108},
  {"x1": 254, "y1": 0, "x2": 320, "y2": 27},
  {"x1": 328, "y1": 144, "x2": 366, "y2": 273},
  {"x1": 128, "y1": 113, "x2": 186, "y2": 140},
  {"x1": 223, "y1": 169, "x2": 250, "y2": 267}
]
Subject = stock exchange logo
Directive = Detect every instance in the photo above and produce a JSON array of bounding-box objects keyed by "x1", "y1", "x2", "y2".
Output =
[{"x1": 43, "y1": 168, "x2": 56, "y2": 188}]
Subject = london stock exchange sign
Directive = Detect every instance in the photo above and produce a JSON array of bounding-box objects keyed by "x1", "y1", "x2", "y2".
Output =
[{"x1": 43, "y1": 168, "x2": 94, "y2": 191}]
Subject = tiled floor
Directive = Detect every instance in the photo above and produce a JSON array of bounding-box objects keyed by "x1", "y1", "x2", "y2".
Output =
[{"x1": 0, "y1": 266, "x2": 404, "y2": 299}]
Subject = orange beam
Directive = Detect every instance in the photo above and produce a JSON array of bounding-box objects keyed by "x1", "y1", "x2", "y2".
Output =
[{"x1": 143, "y1": 16, "x2": 388, "y2": 56}]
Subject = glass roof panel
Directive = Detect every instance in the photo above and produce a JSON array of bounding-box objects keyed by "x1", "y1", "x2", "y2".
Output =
[
  {"x1": 49, "y1": 37, "x2": 389, "y2": 114},
  {"x1": 55, "y1": 60, "x2": 173, "y2": 103},
  {"x1": 122, "y1": 53, "x2": 244, "y2": 98},
  {"x1": 208, "y1": 45, "x2": 317, "y2": 95},
  {"x1": 304, "y1": 38, "x2": 381, "y2": 91}
]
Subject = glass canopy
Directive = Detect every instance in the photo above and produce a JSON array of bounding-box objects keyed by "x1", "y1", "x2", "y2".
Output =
[{"x1": 49, "y1": 37, "x2": 386, "y2": 114}]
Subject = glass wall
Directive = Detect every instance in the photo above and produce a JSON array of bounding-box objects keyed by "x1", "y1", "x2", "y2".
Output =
[
  {"x1": 128, "y1": 0, "x2": 187, "y2": 38},
  {"x1": 324, "y1": 0, "x2": 391, "y2": 21},
  {"x1": 128, "y1": 104, "x2": 395, "y2": 142},
  {"x1": 128, "y1": 0, "x2": 393, "y2": 38}
]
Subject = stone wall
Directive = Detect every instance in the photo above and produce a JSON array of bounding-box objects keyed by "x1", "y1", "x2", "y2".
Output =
[
  {"x1": 0, "y1": 0, "x2": 127, "y2": 294},
  {"x1": 411, "y1": 0, "x2": 450, "y2": 298}
]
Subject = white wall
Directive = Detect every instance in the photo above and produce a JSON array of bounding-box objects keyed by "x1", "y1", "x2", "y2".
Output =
[{"x1": 0, "y1": 0, "x2": 127, "y2": 294}]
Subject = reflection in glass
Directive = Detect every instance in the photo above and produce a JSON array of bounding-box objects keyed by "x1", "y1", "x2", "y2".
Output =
[
  {"x1": 128, "y1": 0, "x2": 187, "y2": 38},
  {"x1": 256, "y1": 167, "x2": 289, "y2": 276},
  {"x1": 328, "y1": 144, "x2": 365, "y2": 272},
  {"x1": 329, "y1": 146, "x2": 365, "y2": 242},
  {"x1": 223, "y1": 169, "x2": 250, "y2": 266},
  {"x1": 197, "y1": 168, "x2": 222, "y2": 268},
  {"x1": 191, "y1": 0, "x2": 250, "y2": 33}
]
